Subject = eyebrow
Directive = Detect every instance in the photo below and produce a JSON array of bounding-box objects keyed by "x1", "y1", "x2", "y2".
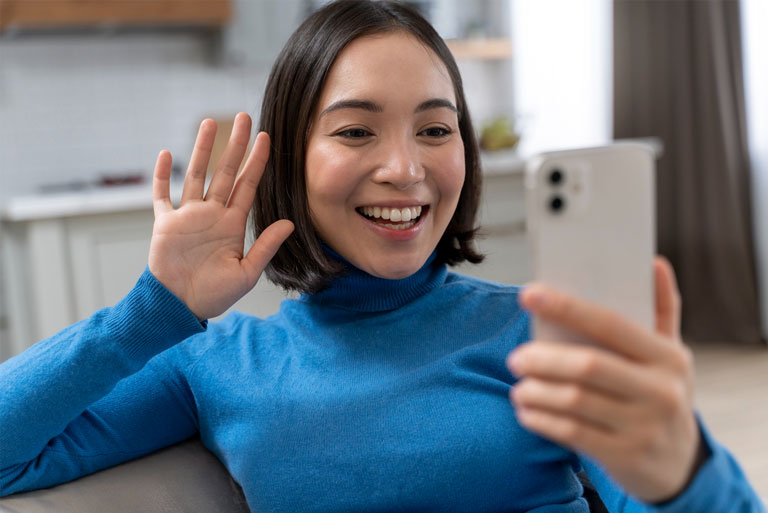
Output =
[{"x1": 319, "y1": 98, "x2": 458, "y2": 118}]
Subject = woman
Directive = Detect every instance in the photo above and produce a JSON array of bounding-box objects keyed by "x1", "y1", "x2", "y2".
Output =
[{"x1": 0, "y1": 1, "x2": 764, "y2": 511}]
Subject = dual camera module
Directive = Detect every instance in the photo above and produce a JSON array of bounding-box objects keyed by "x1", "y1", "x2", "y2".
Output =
[{"x1": 547, "y1": 168, "x2": 566, "y2": 213}]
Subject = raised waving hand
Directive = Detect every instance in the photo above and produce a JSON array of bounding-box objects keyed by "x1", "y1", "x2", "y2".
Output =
[{"x1": 149, "y1": 113, "x2": 293, "y2": 320}]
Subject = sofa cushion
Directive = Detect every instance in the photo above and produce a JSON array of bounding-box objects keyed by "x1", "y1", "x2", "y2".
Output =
[{"x1": 0, "y1": 437, "x2": 250, "y2": 513}]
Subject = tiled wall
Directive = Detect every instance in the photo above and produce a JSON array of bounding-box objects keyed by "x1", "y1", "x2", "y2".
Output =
[{"x1": 0, "y1": 34, "x2": 272, "y2": 198}]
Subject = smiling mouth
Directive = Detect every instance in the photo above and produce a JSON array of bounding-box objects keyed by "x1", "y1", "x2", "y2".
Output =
[{"x1": 355, "y1": 205, "x2": 428, "y2": 230}]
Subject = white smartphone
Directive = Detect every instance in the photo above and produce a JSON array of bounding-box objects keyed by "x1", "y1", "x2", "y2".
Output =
[{"x1": 525, "y1": 142, "x2": 656, "y2": 344}]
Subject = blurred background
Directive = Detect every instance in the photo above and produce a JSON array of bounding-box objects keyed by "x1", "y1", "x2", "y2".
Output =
[{"x1": 0, "y1": 0, "x2": 766, "y2": 496}]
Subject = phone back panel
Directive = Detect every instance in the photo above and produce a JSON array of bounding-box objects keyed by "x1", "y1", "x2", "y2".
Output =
[{"x1": 525, "y1": 143, "x2": 656, "y2": 343}]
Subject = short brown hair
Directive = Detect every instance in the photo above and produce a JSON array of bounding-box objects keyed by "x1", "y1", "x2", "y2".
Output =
[{"x1": 254, "y1": 0, "x2": 483, "y2": 293}]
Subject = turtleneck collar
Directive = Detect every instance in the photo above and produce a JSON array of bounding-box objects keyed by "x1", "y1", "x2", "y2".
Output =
[{"x1": 299, "y1": 247, "x2": 448, "y2": 312}]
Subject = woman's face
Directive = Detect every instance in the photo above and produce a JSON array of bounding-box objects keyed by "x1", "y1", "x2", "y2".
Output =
[{"x1": 305, "y1": 32, "x2": 465, "y2": 279}]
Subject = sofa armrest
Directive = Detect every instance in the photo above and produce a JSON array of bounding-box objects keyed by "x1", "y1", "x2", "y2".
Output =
[{"x1": 0, "y1": 437, "x2": 250, "y2": 513}]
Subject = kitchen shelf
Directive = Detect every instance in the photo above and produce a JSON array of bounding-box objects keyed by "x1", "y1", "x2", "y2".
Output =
[{"x1": 445, "y1": 38, "x2": 512, "y2": 60}]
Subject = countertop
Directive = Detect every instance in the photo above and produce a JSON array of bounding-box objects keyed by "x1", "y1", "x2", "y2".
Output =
[{"x1": 0, "y1": 183, "x2": 184, "y2": 222}]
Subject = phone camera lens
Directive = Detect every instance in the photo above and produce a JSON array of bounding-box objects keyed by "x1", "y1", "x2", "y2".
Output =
[
  {"x1": 549, "y1": 195, "x2": 565, "y2": 213},
  {"x1": 549, "y1": 168, "x2": 564, "y2": 185}
]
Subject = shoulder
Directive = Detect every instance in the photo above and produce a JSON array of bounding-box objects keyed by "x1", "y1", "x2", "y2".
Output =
[
  {"x1": 159, "y1": 310, "x2": 284, "y2": 371},
  {"x1": 429, "y1": 271, "x2": 530, "y2": 337},
  {"x1": 441, "y1": 271, "x2": 524, "y2": 302}
]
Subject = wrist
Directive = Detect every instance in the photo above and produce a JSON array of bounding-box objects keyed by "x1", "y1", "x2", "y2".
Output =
[{"x1": 651, "y1": 424, "x2": 711, "y2": 505}]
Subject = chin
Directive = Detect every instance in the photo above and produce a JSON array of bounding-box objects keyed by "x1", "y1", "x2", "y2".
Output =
[{"x1": 363, "y1": 254, "x2": 428, "y2": 280}]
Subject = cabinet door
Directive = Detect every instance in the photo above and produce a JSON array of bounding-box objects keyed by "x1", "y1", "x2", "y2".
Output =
[
  {"x1": 66, "y1": 209, "x2": 290, "y2": 323},
  {"x1": 67, "y1": 210, "x2": 155, "y2": 319}
]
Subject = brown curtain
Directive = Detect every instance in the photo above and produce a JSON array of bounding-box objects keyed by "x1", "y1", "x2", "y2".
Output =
[{"x1": 614, "y1": 0, "x2": 763, "y2": 344}]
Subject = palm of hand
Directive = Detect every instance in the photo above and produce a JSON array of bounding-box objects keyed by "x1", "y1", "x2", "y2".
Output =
[
  {"x1": 148, "y1": 114, "x2": 293, "y2": 320},
  {"x1": 150, "y1": 202, "x2": 250, "y2": 319}
]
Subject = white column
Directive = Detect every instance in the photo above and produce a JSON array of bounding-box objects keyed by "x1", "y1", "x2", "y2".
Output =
[
  {"x1": 742, "y1": 0, "x2": 768, "y2": 339},
  {"x1": 510, "y1": 0, "x2": 613, "y2": 156}
]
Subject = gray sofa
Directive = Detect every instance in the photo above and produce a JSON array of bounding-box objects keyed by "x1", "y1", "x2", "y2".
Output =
[{"x1": 0, "y1": 438, "x2": 250, "y2": 513}]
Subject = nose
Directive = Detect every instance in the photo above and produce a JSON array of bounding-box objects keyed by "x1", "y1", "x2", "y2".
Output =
[{"x1": 371, "y1": 137, "x2": 425, "y2": 190}]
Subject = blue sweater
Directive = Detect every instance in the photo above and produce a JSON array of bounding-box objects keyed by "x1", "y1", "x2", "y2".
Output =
[{"x1": 0, "y1": 255, "x2": 764, "y2": 512}]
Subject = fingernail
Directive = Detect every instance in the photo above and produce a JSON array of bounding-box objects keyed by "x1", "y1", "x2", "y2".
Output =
[
  {"x1": 507, "y1": 351, "x2": 525, "y2": 375},
  {"x1": 506, "y1": 352, "x2": 515, "y2": 372}
]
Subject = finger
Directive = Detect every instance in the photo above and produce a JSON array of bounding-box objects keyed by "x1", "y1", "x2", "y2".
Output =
[
  {"x1": 205, "y1": 112, "x2": 251, "y2": 204},
  {"x1": 514, "y1": 405, "x2": 616, "y2": 458},
  {"x1": 227, "y1": 131, "x2": 270, "y2": 215},
  {"x1": 519, "y1": 284, "x2": 673, "y2": 363},
  {"x1": 511, "y1": 377, "x2": 635, "y2": 431},
  {"x1": 153, "y1": 150, "x2": 173, "y2": 217},
  {"x1": 181, "y1": 118, "x2": 217, "y2": 206},
  {"x1": 240, "y1": 219, "x2": 294, "y2": 284},
  {"x1": 506, "y1": 341, "x2": 656, "y2": 400},
  {"x1": 654, "y1": 256, "x2": 682, "y2": 339}
]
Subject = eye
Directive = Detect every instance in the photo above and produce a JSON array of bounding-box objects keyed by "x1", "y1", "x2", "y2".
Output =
[
  {"x1": 419, "y1": 126, "x2": 453, "y2": 138},
  {"x1": 334, "y1": 128, "x2": 373, "y2": 139}
]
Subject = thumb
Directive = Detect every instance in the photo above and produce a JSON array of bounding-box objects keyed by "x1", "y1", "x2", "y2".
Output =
[
  {"x1": 654, "y1": 256, "x2": 682, "y2": 339},
  {"x1": 241, "y1": 220, "x2": 295, "y2": 283}
]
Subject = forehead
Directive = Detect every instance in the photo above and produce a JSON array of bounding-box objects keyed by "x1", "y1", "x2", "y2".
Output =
[{"x1": 317, "y1": 32, "x2": 456, "y2": 109}]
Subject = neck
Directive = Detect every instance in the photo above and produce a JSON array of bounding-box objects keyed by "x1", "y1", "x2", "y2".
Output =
[{"x1": 301, "y1": 247, "x2": 447, "y2": 312}]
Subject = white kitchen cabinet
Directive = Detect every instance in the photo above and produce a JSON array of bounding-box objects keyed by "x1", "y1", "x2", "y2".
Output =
[
  {"x1": 0, "y1": 170, "x2": 527, "y2": 362},
  {"x1": 67, "y1": 210, "x2": 155, "y2": 320}
]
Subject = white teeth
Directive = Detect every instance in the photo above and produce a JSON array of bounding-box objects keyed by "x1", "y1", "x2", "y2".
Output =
[{"x1": 358, "y1": 205, "x2": 423, "y2": 221}]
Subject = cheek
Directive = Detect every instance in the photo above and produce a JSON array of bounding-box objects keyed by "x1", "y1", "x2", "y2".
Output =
[
  {"x1": 305, "y1": 140, "x2": 353, "y2": 210},
  {"x1": 437, "y1": 142, "x2": 466, "y2": 204}
]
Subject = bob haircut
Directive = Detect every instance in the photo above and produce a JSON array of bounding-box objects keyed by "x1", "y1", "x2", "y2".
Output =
[{"x1": 254, "y1": 0, "x2": 484, "y2": 294}]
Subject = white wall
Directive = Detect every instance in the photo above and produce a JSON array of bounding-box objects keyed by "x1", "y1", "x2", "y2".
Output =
[
  {"x1": 742, "y1": 0, "x2": 768, "y2": 339},
  {"x1": 510, "y1": 0, "x2": 612, "y2": 156}
]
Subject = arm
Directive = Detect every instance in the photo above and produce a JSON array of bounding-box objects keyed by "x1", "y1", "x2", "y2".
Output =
[
  {"x1": 1, "y1": 113, "x2": 292, "y2": 496},
  {"x1": 0, "y1": 271, "x2": 204, "y2": 495}
]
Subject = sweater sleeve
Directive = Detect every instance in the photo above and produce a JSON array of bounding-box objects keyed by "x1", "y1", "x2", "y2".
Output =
[
  {"x1": 580, "y1": 417, "x2": 767, "y2": 513},
  {"x1": 0, "y1": 268, "x2": 207, "y2": 496}
]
